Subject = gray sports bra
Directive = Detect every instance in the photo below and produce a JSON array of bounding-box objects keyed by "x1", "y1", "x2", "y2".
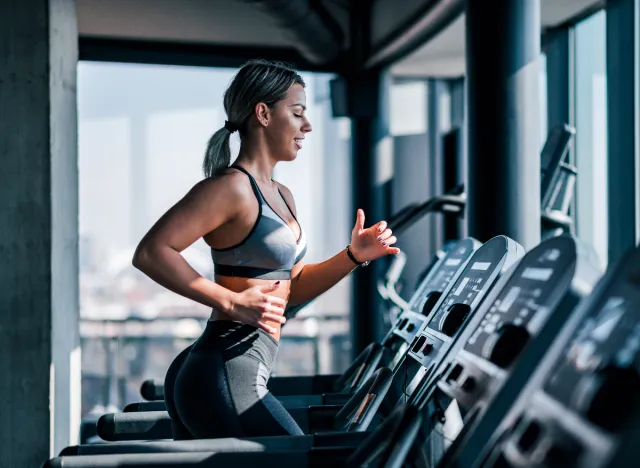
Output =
[{"x1": 211, "y1": 165, "x2": 307, "y2": 280}]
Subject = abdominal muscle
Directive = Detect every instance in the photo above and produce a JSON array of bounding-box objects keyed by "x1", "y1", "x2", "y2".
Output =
[{"x1": 210, "y1": 274, "x2": 290, "y2": 342}]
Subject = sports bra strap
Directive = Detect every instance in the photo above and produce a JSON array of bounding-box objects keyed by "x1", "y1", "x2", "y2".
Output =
[
  {"x1": 230, "y1": 164, "x2": 300, "y2": 227},
  {"x1": 229, "y1": 164, "x2": 265, "y2": 203},
  {"x1": 277, "y1": 188, "x2": 298, "y2": 221}
]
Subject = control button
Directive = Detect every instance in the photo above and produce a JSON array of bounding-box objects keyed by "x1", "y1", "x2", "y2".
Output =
[
  {"x1": 421, "y1": 291, "x2": 442, "y2": 316},
  {"x1": 543, "y1": 432, "x2": 582, "y2": 468},
  {"x1": 441, "y1": 303, "x2": 472, "y2": 337},
  {"x1": 482, "y1": 323, "x2": 530, "y2": 368},
  {"x1": 543, "y1": 442, "x2": 577, "y2": 467},
  {"x1": 572, "y1": 364, "x2": 640, "y2": 430},
  {"x1": 407, "y1": 323, "x2": 415, "y2": 332},
  {"x1": 412, "y1": 336, "x2": 426, "y2": 353},
  {"x1": 461, "y1": 377, "x2": 476, "y2": 392},
  {"x1": 422, "y1": 342, "x2": 434, "y2": 355},
  {"x1": 446, "y1": 364, "x2": 464, "y2": 383},
  {"x1": 516, "y1": 419, "x2": 542, "y2": 453}
]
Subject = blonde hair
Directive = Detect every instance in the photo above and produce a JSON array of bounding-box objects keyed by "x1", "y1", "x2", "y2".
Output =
[{"x1": 203, "y1": 59, "x2": 305, "y2": 178}]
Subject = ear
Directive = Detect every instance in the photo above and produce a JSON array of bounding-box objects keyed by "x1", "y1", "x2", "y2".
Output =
[{"x1": 255, "y1": 102, "x2": 271, "y2": 127}]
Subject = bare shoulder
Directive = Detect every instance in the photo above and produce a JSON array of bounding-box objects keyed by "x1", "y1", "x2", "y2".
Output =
[
  {"x1": 188, "y1": 168, "x2": 254, "y2": 207},
  {"x1": 273, "y1": 180, "x2": 297, "y2": 215},
  {"x1": 136, "y1": 168, "x2": 257, "y2": 251}
]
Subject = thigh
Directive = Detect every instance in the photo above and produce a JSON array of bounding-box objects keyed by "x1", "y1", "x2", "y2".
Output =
[
  {"x1": 174, "y1": 350, "x2": 245, "y2": 439},
  {"x1": 239, "y1": 391, "x2": 305, "y2": 437},
  {"x1": 226, "y1": 356, "x2": 304, "y2": 437},
  {"x1": 164, "y1": 344, "x2": 195, "y2": 440}
]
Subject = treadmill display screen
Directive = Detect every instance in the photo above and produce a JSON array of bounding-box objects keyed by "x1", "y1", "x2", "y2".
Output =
[
  {"x1": 521, "y1": 267, "x2": 554, "y2": 282},
  {"x1": 412, "y1": 239, "x2": 478, "y2": 310},
  {"x1": 427, "y1": 237, "x2": 509, "y2": 334},
  {"x1": 465, "y1": 236, "x2": 575, "y2": 357},
  {"x1": 471, "y1": 262, "x2": 491, "y2": 271},
  {"x1": 543, "y1": 282, "x2": 640, "y2": 408}
]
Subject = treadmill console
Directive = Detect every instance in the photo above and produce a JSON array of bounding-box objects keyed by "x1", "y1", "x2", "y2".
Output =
[
  {"x1": 385, "y1": 311, "x2": 428, "y2": 372},
  {"x1": 434, "y1": 236, "x2": 601, "y2": 468},
  {"x1": 409, "y1": 238, "x2": 481, "y2": 315},
  {"x1": 407, "y1": 236, "x2": 524, "y2": 374},
  {"x1": 386, "y1": 238, "x2": 481, "y2": 362},
  {"x1": 465, "y1": 238, "x2": 576, "y2": 363},
  {"x1": 478, "y1": 247, "x2": 640, "y2": 468}
]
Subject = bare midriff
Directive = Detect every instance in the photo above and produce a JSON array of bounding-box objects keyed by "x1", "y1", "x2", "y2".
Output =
[{"x1": 210, "y1": 274, "x2": 290, "y2": 342}]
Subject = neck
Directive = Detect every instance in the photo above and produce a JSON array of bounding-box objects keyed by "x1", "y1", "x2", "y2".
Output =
[{"x1": 234, "y1": 138, "x2": 277, "y2": 184}]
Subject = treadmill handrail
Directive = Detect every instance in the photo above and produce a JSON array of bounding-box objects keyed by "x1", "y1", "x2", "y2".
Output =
[{"x1": 391, "y1": 193, "x2": 467, "y2": 237}]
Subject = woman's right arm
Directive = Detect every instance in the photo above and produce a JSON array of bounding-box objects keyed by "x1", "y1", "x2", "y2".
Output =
[{"x1": 132, "y1": 174, "x2": 286, "y2": 333}]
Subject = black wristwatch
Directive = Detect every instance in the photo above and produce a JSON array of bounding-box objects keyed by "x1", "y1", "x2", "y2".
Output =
[{"x1": 346, "y1": 244, "x2": 370, "y2": 267}]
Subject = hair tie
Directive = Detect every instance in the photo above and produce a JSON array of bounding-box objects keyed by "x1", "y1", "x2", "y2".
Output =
[{"x1": 224, "y1": 120, "x2": 239, "y2": 133}]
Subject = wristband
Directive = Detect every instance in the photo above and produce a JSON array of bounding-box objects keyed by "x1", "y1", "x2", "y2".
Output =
[{"x1": 347, "y1": 244, "x2": 370, "y2": 267}]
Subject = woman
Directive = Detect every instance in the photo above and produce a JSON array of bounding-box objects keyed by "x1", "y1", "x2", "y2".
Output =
[{"x1": 132, "y1": 59, "x2": 400, "y2": 439}]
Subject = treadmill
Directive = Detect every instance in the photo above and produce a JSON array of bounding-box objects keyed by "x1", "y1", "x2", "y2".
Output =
[
  {"x1": 452, "y1": 244, "x2": 640, "y2": 468},
  {"x1": 47, "y1": 233, "x2": 523, "y2": 465},
  {"x1": 405, "y1": 234, "x2": 602, "y2": 467}
]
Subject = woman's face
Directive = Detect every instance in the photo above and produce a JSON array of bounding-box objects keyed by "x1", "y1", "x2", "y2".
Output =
[{"x1": 262, "y1": 84, "x2": 313, "y2": 161}]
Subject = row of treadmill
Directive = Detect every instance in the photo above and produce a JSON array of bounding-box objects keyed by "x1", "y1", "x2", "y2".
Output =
[{"x1": 43, "y1": 125, "x2": 640, "y2": 467}]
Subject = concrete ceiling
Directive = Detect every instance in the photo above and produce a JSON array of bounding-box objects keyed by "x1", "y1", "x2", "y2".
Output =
[
  {"x1": 77, "y1": 0, "x2": 605, "y2": 75},
  {"x1": 77, "y1": 0, "x2": 294, "y2": 46},
  {"x1": 391, "y1": 0, "x2": 605, "y2": 77}
]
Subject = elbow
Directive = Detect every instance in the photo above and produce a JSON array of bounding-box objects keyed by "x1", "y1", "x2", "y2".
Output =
[{"x1": 132, "y1": 242, "x2": 152, "y2": 272}]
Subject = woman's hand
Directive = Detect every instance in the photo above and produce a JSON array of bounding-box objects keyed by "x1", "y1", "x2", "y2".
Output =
[
  {"x1": 349, "y1": 209, "x2": 401, "y2": 263},
  {"x1": 227, "y1": 282, "x2": 287, "y2": 334}
]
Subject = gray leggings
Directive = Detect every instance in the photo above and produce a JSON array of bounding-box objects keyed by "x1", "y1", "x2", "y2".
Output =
[{"x1": 173, "y1": 320, "x2": 304, "y2": 438}]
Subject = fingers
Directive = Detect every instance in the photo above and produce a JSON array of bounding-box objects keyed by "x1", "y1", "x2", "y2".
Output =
[
  {"x1": 258, "y1": 281, "x2": 281, "y2": 293},
  {"x1": 354, "y1": 208, "x2": 365, "y2": 232},
  {"x1": 383, "y1": 235, "x2": 397, "y2": 247},
  {"x1": 261, "y1": 303, "x2": 286, "y2": 315},
  {"x1": 377, "y1": 228, "x2": 393, "y2": 243},
  {"x1": 267, "y1": 295, "x2": 287, "y2": 308},
  {"x1": 384, "y1": 234, "x2": 399, "y2": 255},
  {"x1": 256, "y1": 322, "x2": 278, "y2": 335},
  {"x1": 256, "y1": 311, "x2": 287, "y2": 335},
  {"x1": 375, "y1": 220, "x2": 388, "y2": 234},
  {"x1": 261, "y1": 312, "x2": 287, "y2": 324}
]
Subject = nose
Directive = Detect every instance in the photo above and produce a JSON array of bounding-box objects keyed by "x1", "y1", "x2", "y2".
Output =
[{"x1": 302, "y1": 119, "x2": 312, "y2": 133}]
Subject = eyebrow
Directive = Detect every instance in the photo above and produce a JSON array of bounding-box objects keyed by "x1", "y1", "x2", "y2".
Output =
[{"x1": 290, "y1": 103, "x2": 307, "y2": 111}]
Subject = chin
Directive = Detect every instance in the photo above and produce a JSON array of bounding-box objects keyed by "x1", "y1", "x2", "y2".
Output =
[{"x1": 281, "y1": 151, "x2": 298, "y2": 162}]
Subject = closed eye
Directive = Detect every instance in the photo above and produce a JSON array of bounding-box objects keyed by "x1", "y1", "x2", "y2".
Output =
[{"x1": 294, "y1": 114, "x2": 303, "y2": 118}]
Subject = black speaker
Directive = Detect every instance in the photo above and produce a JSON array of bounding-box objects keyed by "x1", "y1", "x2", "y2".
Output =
[{"x1": 329, "y1": 77, "x2": 349, "y2": 117}]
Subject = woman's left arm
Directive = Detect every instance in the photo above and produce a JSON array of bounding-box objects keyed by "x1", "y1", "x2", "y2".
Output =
[{"x1": 287, "y1": 208, "x2": 400, "y2": 306}]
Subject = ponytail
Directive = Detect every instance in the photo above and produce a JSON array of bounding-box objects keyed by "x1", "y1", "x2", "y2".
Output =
[
  {"x1": 203, "y1": 127, "x2": 232, "y2": 178},
  {"x1": 202, "y1": 59, "x2": 306, "y2": 178}
]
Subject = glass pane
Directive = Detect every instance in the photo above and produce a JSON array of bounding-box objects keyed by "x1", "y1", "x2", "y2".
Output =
[
  {"x1": 574, "y1": 11, "x2": 608, "y2": 268},
  {"x1": 390, "y1": 80, "x2": 428, "y2": 136},
  {"x1": 540, "y1": 53, "x2": 548, "y2": 146},
  {"x1": 78, "y1": 63, "x2": 352, "y2": 416}
]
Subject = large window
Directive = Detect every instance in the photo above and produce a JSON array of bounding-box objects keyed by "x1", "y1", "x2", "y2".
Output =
[
  {"x1": 77, "y1": 63, "x2": 352, "y2": 416},
  {"x1": 574, "y1": 11, "x2": 608, "y2": 267}
]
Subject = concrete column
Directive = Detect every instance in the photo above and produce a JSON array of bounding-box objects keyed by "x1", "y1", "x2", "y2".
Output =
[
  {"x1": 348, "y1": 70, "x2": 392, "y2": 355},
  {"x1": 607, "y1": 0, "x2": 640, "y2": 262},
  {"x1": 0, "y1": 0, "x2": 80, "y2": 464},
  {"x1": 466, "y1": 0, "x2": 542, "y2": 248},
  {"x1": 428, "y1": 79, "x2": 445, "y2": 250},
  {"x1": 448, "y1": 78, "x2": 468, "y2": 240}
]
